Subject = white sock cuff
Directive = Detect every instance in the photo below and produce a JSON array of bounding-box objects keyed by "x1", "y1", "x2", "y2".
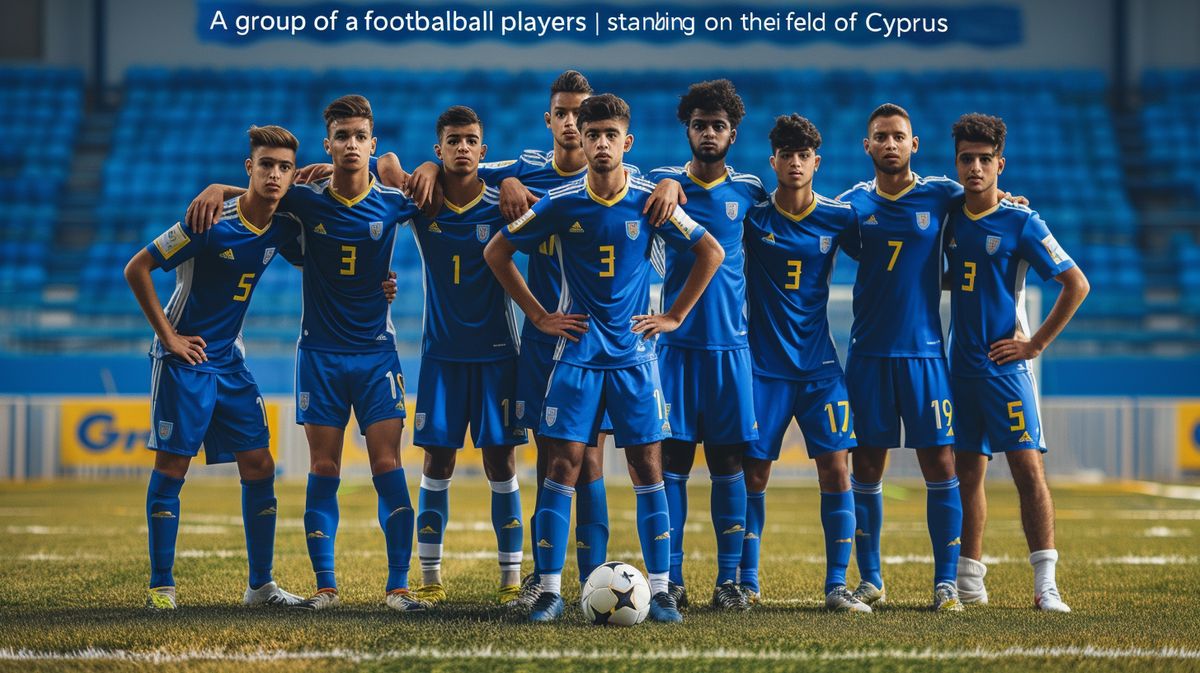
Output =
[
  {"x1": 420, "y1": 475, "x2": 451, "y2": 492},
  {"x1": 541, "y1": 573, "x2": 562, "y2": 595},
  {"x1": 958, "y1": 556, "x2": 988, "y2": 577},
  {"x1": 1030, "y1": 549, "x2": 1059, "y2": 566},
  {"x1": 489, "y1": 476, "x2": 519, "y2": 494}
]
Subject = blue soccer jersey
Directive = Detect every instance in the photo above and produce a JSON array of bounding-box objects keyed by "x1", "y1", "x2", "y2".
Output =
[
  {"x1": 146, "y1": 198, "x2": 301, "y2": 372},
  {"x1": 838, "y1": 174, "x2": 963, "y2": 357},
  {"x1": 280, "y1": 178, "x2": 420, "y2": 353},
  {"x1": 744, "y1": 192, "x2": 857, "y2": 381},
  {"x1": 480, "y1": 150, "x2": 639, "y2": 346},
  {"x1": 502, "y1": 172, "x2": 706, "y2": 369},
  {"x1": 946, "y1": 201, "x2": 1075, "y2": 378},
  {"x1": 647, "y1": 164, "x2": 767, "y2": 350},
  {"x1": 410, "y1": 181, "x2": 518, "y2": 361}
]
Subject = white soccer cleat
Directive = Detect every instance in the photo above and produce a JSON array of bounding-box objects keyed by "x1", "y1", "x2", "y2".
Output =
[
  {"x1": 293, "y1": 588, "x2": 341, "y2": 611},
  {"x1": 851, "y1": 581, "x2": 887, "y2": 606},
  {"x1": 932, "y1": 582, "x2": 964, "y2": 612},
  {"x1": 243, "y1": 581, "x2": 303, "y2": 607},
  {"x1": 825, "y1": 585, "x2": 872, "y2": 613},
  {"x1": 1035, "y1": 587, "x2": 1071, "y2": 613},
  {"x1": 146, "y1": 586, "x2": 177, "y2": 610}
]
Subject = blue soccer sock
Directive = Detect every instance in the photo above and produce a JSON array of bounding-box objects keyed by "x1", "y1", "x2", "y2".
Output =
[
  {"x1": 417, "y1": 474, "x2": 451, "y2": 586},
  {"x1": 739, "y1": 489, "x2": 765, "y2": 592},
  {"x1": 851, "y1": 476, "x2": 883, "y2": 589},
  {"x1": 926, "y1": 477, "x2": 963, "y2": 587},
  {"x1": 304, "y1": 473, "x2": 340, "y2": 591},
  {"x1": 663, "y1": 470, "x2": 689, "y2": 586},
  {"x1": 821, "y1": 489, "x2": 856, "y2": 593},
  {"x1": 710, "y1": 471, "x2": 747, "y2": 586},
  {"x1": 533, "y1": 479, "x2": 574, "y2": 593},
  {"x1": 634, "y1": 481, "x2": 671, "y2": 596},
  {"x1": 574, "y1": 476, "x2": 609, "y2": 586},
  {"x1": 528, "y1": 477, "x2": 542, "y2": 576},
  {"x1": 490, "y1": 476, "x2": 524, "y2": 587},
  {"x1": 373, "y1": 467, "x2": 416, "y2": 592},
  {"x1": 146, "y1": 470, "x2": 184, "y2": 588},
  {"x1": 240, "y1": 475, "x2": 277, "y2": 590}
]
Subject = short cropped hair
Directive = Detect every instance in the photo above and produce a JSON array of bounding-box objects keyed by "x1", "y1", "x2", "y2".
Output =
[
  {"x1": 550, "y1": 70, "x2": 593, "y2": 98},
  {"x1": 576, "y1": 93, "x2": 630, "y2": 130},
  {"x1": 676, "y1": 79, "x2": 745, "y2": 128},
  {"x1": 951, "y1": 112, "x2": 1007, "y2": 156},
  {"x1": 247, "y1": 125, "x2": 298, "y2": 155},
  {"x1": 323, "y1": 94, "x2": 373, "y2": 133},
  {"x1": 867, "y1": 103, "x2": 911, "y2": 130},
  {"x1": 769, "y1": 114, "x2": 822, "y2": 152},
  {"x1": 436, "y1": 105, "x2": 483, "y2": 140}
]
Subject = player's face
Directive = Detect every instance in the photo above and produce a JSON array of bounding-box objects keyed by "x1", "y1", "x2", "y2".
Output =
[
  {"x1": 323, "y1": 117, "x2": 376, "y2": 171},
  {"x1": 687, "y1": 109, "x2": 736, "y2": 164},
  {"x1": 864, "y1": 115, "x2": 918, "y2": 176},
  {"x1": 245, "y1": 147, "x2": 296, "y2": 202},
  {"x1": 434, "y1": 123, "x2": 486, "y2": 177},
  {"x1": 955, "y1": 140, "x2": 1005, "y2": 195},
  {"x1": 769, "y1": 147, "x2": 820, "y2": 191},
  {"x1": 581, "y1": 120, "x2": 632, "y2": 174},
  {"x1": 545, "y1": 92, "x2": 588, "y2": 150}
]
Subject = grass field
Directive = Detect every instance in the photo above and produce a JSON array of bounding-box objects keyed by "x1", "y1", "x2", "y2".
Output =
[{"x1": 1, "y1": 477, "x2": 1198, "y2": 672}]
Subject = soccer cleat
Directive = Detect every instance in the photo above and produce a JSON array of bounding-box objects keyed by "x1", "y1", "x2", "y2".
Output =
[
  {"x1": 932, "y1": 582, "x2": 964, "y2": 612},
  {"x1": 516, "y1": 573, "x2": 541, "y2": 610},
  {"x1": 528, "y1": 591, "x2": 565, "y2": 622},
  {"x1": 852, "y1": 581, "x2": 887, "y2": 607},
  {"x1": 294, "y1": 588, "x2": 341, "y2": 611},
  {"x1": 958, "y1": 582, "x2": 989, "y2": 606},
  {"x1": 386, "y1": 588, "x2": 429, "y2": 612},
  {"x1": 667, "y1": 581, "x2": 689, "y2": 609},
  {"x1": 648, "y1": 591, "x2": 684, "y2": 623},
  {"x1": 711, "y1": 580, "x2": 749, "y2": 611},
  {"x1": 825, "y1": 585, "x2": 872, "y2": 613},
  {"x1": 243, "y1": 581, "x2": 303, "y2": 607},
  {"x1": 496, "y1": 584, "x2": 521, "y2": 607},
  {"x1": 146, "y1": 586, "x2": 176, "y2": 610},
  {"x1": 738, "y1": 584, "x2": 761, "y2": 607},
  {"x1": 413, "y1": 583, "x2": 447, "y2": 606},
  {"x1": 1034, "y1": 587, "x2": 1071, "y2": 613}
]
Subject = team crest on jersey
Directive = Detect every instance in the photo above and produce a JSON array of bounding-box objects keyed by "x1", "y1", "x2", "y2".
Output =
[
  {"x1": 515, "y1": 400, "x2": 525, "y2": 419},
  {"x1": 369, "y1": 221, "x2": 384, "y2": 240},
  {"x1": 299, "y1": 392, "x2": 310, "y2": 411},
  {"x1": 916, "y1": 212, "x2": 931, "y2": 230},
  {"x1": 157, "y1": 421, "x2": 174, "y2": 441},
  {"x1": 626, "y1": 221, "x2": 640, "y2": 240},
  {"x1": 263, "y1": 247, "x2": 276, "y2": 265},
  {"x1": 545, "y1": 407, "x2": 558, "y2": 426},
  {"x1": 476, "y1": 224, "x2": 491, "y2": 243},
  {"x1": 725, "y1": 201, "x2": 739, "y2": 220},
  {"x1": 820, "y1": 236, "x2": 832, "y2": 254},
  {"x1": 986, "y1": 235, "x2": 1002, "y2": 255},
  {"x1": 414, "y1": 413, "x2": 426, "y2": 430}
]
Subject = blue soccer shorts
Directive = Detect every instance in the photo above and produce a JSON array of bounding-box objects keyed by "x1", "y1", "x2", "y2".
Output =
[
  {"x1": 657, "y1": 344, "x2": 758, "y2": 446},
  {"x1": 413, "y1": 356, "x2": 528, "y2": 450},
  {"x1": 952, "y1": 371, "x2": 1046, "y2": 458},
  {"x1": 539, "y1": 360, "x2": 668, "y2": 447},
  {"x1": 845, "y1": 355, "x2": 955, "y2": 449},
  {"x1": 149, "y1": 360, "x2": 269, "y2": 465},
  {"x1": 517, "y1": 339, "x2": 613, "y2": 437},
  {"x1": 295, "y1": 348, "x2": 406, "y2": 435},
  {"x1": 746, "y1": 373, "x2": 856, "y2": 461}
]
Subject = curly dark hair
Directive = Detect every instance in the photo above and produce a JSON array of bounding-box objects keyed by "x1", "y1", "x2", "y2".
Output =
[
  {"x1": 951, "y1": 112, "x2": 1007, "y2": 156},
  {"x1": 676, "y1": 79, "x2": 745, "y2": 128},
  {"x1": 769, "y1": 114, "x2": 822, "y2": 152},
  {"x1": 576, "y1": 93, "x2": 630, "y2": 129}
]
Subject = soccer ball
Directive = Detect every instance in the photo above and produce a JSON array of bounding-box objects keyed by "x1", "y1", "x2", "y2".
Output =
[{"x1": 580, "y1": 561, "x2": 651, "y2": 626}]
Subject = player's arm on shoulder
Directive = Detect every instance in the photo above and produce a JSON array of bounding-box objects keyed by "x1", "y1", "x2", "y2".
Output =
[
  {"x1": 633, "y1": 214, "x2": 722, "y2": 339},
  {"x1": 498, "y1": 177, "x2": 539, "y2": 223},
  {"x1": 123, "y1": 239, "x2": 207, "y2": 365},
  {"x1": 643, "y1": 175, "x2": 686, "y2": 227},
  {"x1": 406, "y1": 160, "x2": 441, "y2": 214},
  {"x1": 186, "y1": 184, "x2": 245, "y2": 233}
]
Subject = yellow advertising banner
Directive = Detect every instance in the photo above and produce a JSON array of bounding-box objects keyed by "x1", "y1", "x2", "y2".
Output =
[{"x1": 1175, "y1": 400, "x2": 1200, "y2": 472}]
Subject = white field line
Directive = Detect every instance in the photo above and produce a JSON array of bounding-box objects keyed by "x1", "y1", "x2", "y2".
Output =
[{"x1": 0, "y1": 646, "x2": 1198, "y2": 663}]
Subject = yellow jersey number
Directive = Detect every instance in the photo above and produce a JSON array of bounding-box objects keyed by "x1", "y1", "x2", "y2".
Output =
[{"x1": 340, "y1": 245, "x2": 357, "y2": 276}]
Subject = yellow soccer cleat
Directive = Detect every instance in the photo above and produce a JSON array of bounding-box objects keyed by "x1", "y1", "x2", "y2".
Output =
[
  {"x1": 413, "y1": 583, "x2": 447, "y2": 606},
  {"x1": 496, "y1": 584, "x2": 522, "y2": 607},
  {"x1": 146, "y1": 586, "x2": 177, "y2": 610}
]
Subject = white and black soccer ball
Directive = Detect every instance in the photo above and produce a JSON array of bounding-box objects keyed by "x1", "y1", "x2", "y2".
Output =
[{"x1": 580, "y1": 561, "x2": 651, "y2": 626}]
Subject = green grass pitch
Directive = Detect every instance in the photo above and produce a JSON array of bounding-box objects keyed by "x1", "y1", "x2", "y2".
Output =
[{"x1": 1, "y1": 478, "x2": 1197, "y2": 672}]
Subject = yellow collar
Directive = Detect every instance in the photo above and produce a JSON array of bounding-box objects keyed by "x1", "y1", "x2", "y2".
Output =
[
  {"x1": 685, "y1": 162, "x2": 727, "y2": 190},
  {"x1": 328, "y1": 177, "x2": 375, "y2": 207},
  {"x1": 772, "y1": 192, "x2": 818, "y2": 222},
  {"x1": 963, "y1": 202, "x2": 1001, "y2": 221},
  {"x1": 875, "y1": 176, "x2": 918, "y2": 201},
  {"x1": 443, "y1": 179, "x2": 486, "y2": 214},
  {"x1": 236, "y1": 198, "x2": 269, "y2": 235},
  {"x1": 586, "y1": 171, "x2": 629, "y2": 207}
]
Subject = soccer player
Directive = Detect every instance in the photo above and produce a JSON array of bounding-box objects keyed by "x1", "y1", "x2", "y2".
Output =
[
  {"x1": 407, "y1": 106, "x2": 527, "y2": 607},
  {"x1": 945, "y1": 113, "x2": 1087, "y2": 612},
  {"x1": 125, "y1": 125, "x2": 305, "y2": 610},
  {"x1": 484, "y1": 94, "x2": 725, "y2": 623},
  {"x1": 187, "y1": 95, "x2": 426, "y2": 612},
  {"x1": 838, "y1": 104, "x2": 966, "y2": 611},
  {"x1": 644, "y1": 79, "x2": 766, "y2": 610},
  {"x1": 740, "y1": 114, "x2": 869, "y2": 612}
]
